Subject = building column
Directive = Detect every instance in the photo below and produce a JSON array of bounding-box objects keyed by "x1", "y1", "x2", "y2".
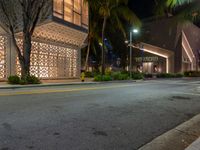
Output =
[{"x1": 168, "y1": 54, "x2": 175, "y2": 73}]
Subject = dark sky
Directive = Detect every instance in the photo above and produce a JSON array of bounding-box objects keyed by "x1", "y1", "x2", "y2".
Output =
[{"x1": 128, "y1": 0, "x2": 155, "y2": 19}]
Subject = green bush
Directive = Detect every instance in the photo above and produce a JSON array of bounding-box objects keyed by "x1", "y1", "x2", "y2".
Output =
[
  {"x1": 103, "y1": 75, "x2": 112, "y2": 81},
  {"x1": 119, "y1": 74, "x2": 129, "y2": 80},
  {"x1": 94, "y1": 75, "x2": 102, "y2": 81},
  {"x1": 111, "y1": 72, "x2": 129, "y2": 80},
  {"x1": 26, "y1": 75, "x2": 41, "y2": 84},
  {"x1": 157, "y1": 73, "x2": 184, "y2": 78},
  {"x1": 184, "y1": 71, "x2": 200, "y2": 77},
  {"x1": 132, "y1": 72, "x2": 144, "y2": 80},
  {"x1": 144, "y1": 73, "x2": 153, "y2": 78},
  {"x1": 157, "y1": 73, "x2": 174, "y2": 78},
  {"x1": 85, "y1": 71, "x2": 94, "y2": 78},
  {"x1": 111, "y1": 72, "x2": 121, "y2": 80},
  {"x1": 105, "y1": 69, "x2": 112, "y2": 76},
  {"x1": 7, "y1": 75, "x2": 41, "y2": 85},
  {"x1": 175, "y1": 73, "x2": 184, "y2": 78},
  {"x1": 94, "y1": 75, "x2": 112, "y2": 81},
  {"x1": 8, "y1": 75, "x2": 20, "y2": 84},
  {"x1": 19, "y1": 79, "x2": 27, "y2": 85}
]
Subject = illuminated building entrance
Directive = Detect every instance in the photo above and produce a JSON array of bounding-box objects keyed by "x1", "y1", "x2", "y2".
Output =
[{"x1": 0, "y1": 0, "x2": 88, "y2": 81}]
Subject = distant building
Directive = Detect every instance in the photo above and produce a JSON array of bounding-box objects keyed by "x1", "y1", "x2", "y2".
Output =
[
  {"x1": 0, "y1": 0, "x2": 88, "y2": 81},
  {"x1": 132, "y1": 18, "x2": 200, "y2": 74}
]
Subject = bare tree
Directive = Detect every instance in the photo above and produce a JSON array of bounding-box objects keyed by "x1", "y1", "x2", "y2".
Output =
[{"x1": 0, "y1": 0, "x2": 51, "y2": 79}]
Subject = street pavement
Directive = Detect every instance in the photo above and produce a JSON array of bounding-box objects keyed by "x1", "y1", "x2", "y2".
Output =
[{"x1": 0, "y1": 79, "x2": 200, "y2": 150}]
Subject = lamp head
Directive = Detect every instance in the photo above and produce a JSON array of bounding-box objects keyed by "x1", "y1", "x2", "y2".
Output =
[{"x1": 133, "y1": 29, "x2": 139, "y2": 34}]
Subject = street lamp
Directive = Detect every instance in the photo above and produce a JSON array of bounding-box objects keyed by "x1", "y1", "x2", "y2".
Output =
[{"x1": 129, "y1": 28, "x2": 139, "y2": 79}]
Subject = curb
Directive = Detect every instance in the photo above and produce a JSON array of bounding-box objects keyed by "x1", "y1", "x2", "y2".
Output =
[
  {"x1": 138, "y1": 114, "x2": 200, "y2": 150},
  {"x1": 185, "y1": 137, "x2": 200, "y2": 150},
  {"x1": 0, "y1": 82, "x2": 99, "y2": 90},
  {"x1": 0, "y1": 80, "x2": 141, "y2": 90}
]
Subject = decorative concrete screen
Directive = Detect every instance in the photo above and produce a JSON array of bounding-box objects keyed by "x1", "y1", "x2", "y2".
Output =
[
  {"x1": 16, "y1": 39, "x2": 78, "y2": 79},
  {"x1": 0, "y1": 36, "x2": 6, "y2": 80}
]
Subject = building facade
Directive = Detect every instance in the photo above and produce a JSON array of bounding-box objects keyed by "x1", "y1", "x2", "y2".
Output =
[
  {"x1": 0, "y1": 0, "x2": 88, "y2": 81},
  {"x1": 132, "y1": 18, "x2": 200, "y2": 74}
]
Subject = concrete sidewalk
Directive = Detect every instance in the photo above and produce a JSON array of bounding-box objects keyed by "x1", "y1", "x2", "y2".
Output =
[
  {"x1": 0, "y1": 78, "x2": 96, "y2": 89},
  {"x1": 0, "y1": 79, "x2": 140, "y2": 89},
  {"x1": 139, "y1": 114, "x2": 200, "y2": 150},
  {"x1": 186, "y1": 138, "x2": 200, "y2": 150}
]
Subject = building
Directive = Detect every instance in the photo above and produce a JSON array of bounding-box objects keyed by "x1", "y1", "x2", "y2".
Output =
[
  {"x1": 132, "y1": 18, "x2": 200, "y2": 74},
  {"x1": 0, "y1": 0, "x2": 88, "y2": 81}
]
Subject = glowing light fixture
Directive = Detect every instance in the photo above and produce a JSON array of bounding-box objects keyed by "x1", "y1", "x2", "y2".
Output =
[
  {"x1": 130, "y1": 44, "x2": 170, "y2": 73},
  {"x1": 133, "y1": 29, "x2": 139, "y2": 34}
]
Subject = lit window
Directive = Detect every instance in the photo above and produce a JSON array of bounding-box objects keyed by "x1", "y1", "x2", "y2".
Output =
[
  {"x1": 82, "y1": 1, "x2": 88, "y2": 26},
  {"x1": 74, "y1": 0, "x2": 81, "y2": 13},
  {"x1": 53, "y1": 0, "x2": 88, "y2": 28},
  {"x1": 64, "y1": 0, "x2": 73, "y2": 22},
  {"x1": 53, "y1": 0, "x2": 64, "y2": 18}
]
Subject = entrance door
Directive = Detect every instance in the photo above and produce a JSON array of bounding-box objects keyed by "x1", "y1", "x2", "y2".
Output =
[{"x1": 143, "y1": 62, "x2": 153, "y2": 74}]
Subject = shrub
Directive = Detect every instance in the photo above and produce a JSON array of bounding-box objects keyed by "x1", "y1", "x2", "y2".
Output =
[
  {"x1": 94, "y1": 75, "x2": 102, "y2": 81},
  {"x1": 103, "y1": 75, "x2": 112, "y2": 81},
  {"x1": 119, "y1": 74, "x2": 129, "y2": 80},
  {"x1": 8, "y1": 75, "x2": 20, "y2": 84},
  {"x1": 26, "y1": 75, "x2": 41, "y2": 84},
  {"x1": 111, "y1": 72, "x2": 129, "y2": 80},
  {"x1": 157, "y1": 73, "x2": 174, "y2": 78},
  {"x1": 144, "y1": 73, "x2": 153, "y2": 78},
  {"x1": 184, "y1": 71, "x2": 200, "y2": 77},
  {"x1": 111, "y1": 72, "x2": 121, "y2": 80},
  {"x1": 85, "y1": 71, "x2": 94, "y2": 78},
  {"x1": 157, "y1": 73, "x2": 184, "y2": 78},
  {"x1": 94, "y1": 75, "x2": 112, "y2": 81},
  {"x1": 132, "y1": 72, "x2": 144, "y2": 80},
  {"x1": 105, "y1": 69, "x2": 112, "y2": 76},
  {"x1": 8, "y1": 75, "x2": 41, "y2": 85},
  {"x1": 175, "y1": 73, "x2": 184, "y2": 78},
  {"x1": 19, "y1": 79, "x2": 27, "y2": 85}
]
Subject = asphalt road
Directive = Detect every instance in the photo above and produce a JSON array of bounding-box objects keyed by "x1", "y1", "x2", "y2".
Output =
[{"x1": 0, "y1": 79, "x2": 200, "y2": 150}]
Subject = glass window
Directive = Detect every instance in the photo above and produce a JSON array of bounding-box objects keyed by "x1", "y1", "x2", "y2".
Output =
[
  {"x1": 64, "y1": 0, "x2": 73, "y2": 22},
  {"x1": 74, "y1": 0, "x2": 81, "y2": 14},
  {"x1": 74, "y1": 13, "x2": 81, "y2": 26},
  {"x1": 82, "y1": 1, "x2": 88, "y2": 26},
  {"x1": 53, "y1": 0, "x2": 64, "y2": 18},
  {"x1": 53, "y1": 0, "x2": 88, "y2": 28}
]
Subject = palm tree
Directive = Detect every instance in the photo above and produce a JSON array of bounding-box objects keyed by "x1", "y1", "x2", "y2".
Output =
[
  {"x1": 85, "y1": 0, "x2": 141, "y2": 75},
  {"x1": 84, "y1": 1, "x2": 101, "y2": 71},
  {"x1": 155, "y1": 0, "x2": 200, "y2": 20}
]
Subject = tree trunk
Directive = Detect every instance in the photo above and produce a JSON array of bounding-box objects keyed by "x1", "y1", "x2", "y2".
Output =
[
  {"x1": 101, "y1": 16, "x2": 107, "y2": 75},
  {"x1": 21, "y1": 33, "x2": 32, "y2": 79},
  {"x1": 84, "y1": 37, "x2": 91, "y2": 71}
]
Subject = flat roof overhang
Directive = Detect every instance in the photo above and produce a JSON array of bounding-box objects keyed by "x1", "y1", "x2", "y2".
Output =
[
  {"x1": 130, "y1": 42, "x2": 174, "y2": 73},
  {"x1": 15, "y1": 18, "x2": 88, "y2": 49}
]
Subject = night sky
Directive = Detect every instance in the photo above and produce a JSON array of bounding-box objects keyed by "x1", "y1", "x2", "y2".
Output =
[{"x1": 128, "y1": 0, "x2": 155, "y2": 19}]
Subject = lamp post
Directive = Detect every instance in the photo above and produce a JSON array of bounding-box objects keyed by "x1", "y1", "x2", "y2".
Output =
[{"x1": 129, "y1": 29, "x2": 139, "y2": 79}]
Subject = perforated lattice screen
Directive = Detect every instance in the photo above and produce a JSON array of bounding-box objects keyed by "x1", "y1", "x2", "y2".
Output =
[
  {"x1": 0, "y1": 36, "x2": 7, "y2": 80},
  {"x1": 16, "y1": 39, "x2": 78, "y2": 79}
]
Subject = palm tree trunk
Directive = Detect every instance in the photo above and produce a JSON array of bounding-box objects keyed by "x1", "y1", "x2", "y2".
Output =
[
  {"x1": 84, "y1": 38, "x2": 91, "y2": 71},
  {"x1": 101, "y1": 16, "x2": 107, "y2": 75}
]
